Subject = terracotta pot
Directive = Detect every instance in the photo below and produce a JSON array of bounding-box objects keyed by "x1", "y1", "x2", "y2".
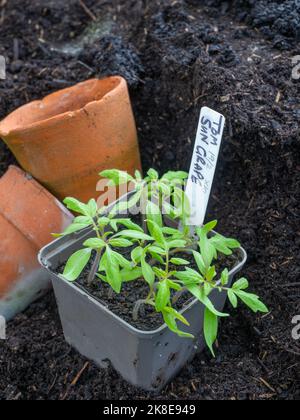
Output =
[
  {"x1": 0, "y1": 77, "x2": 142, "y2": 202},
  {"x1": 0, "y1": 166, "x2": 73, "y2": 321}
]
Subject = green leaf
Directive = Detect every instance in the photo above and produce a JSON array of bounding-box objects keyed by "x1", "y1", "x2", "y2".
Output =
[
  {"x1": 198, "y1": 234, "x2": 215, "y2": 268},
  {"x1": 146, "y1": 220, "x2": 166, "y2": 247},
  {"x1": 210, "y1": 234, "x2": 240, "y2": 256},
  {"x1": 173, "y1": 186, "x2": 185, "y2": 204},
  {"x1": 131, "y1": 246, "x2": 144, "y2": 264},
  {"x1": 173, "y1": 187, "x2": 190, "y2": 219},
  {"x1": 146, "y1": 201, "x2": 163, "y2": 228},
  {"x1": 224, "y1": 238, "x2": 241, "y2": 248},
  {"x1": 181, "y1": 190, "x2": 191, "y2": 220},
  {"x1": 63, "y1": 198, "x2": 89, "y2": 216},
  {"x1": 210, "y1": 239, "x2": 233, "y2": 256},
  {"x1": 83, "y1": 238, "x2": 106, "y2": 249},
  {"x1": 204, "y1": 308, "x2": 218, "y2": 357},
  {"x1": 163, "y1": 307, "x2": 190, "y2": 326},
  {"x1": 98, "y1": 251, "x2": 107, "y2": 272},
  {"x1": 196, "y1": 221, "x2": 217, "y2": 238},
  {"x1": 187, "y1": 285, "x2": 229, "y2": 318},
  {"x1": 127, "y1": 190, "x2": 143, "y2": 208},
  {"x1": 121, "y1": 267, "x2": 143, "y2": 282},
  {"x1": 115, "y1": 230, "x2": 153, "y2": 242},
  {"x1": 204, "y1": 282, "x2": 213, "y2": 295},
  {"x1": 109, "y1": 190, "x2": 142, "y2": 216},
  {"x1": 103, "y1": 231, "x2": 114, "y2": 240},
  {"x1": 147, "y1": 168, "x2": 159, "y2": 180},
  {"x1": 109, "y1": 201, "x2": 130, "y2": 216},
  {"x1": 109, "y1": 219, "x2": 118, "y2": 232},
  {"x1": 192, "y1": 251, "x2": 206, "y2": 276},
  {"x1": 203, "y1": 220, "x2": 218, "y2": 234},
  {"x1": 148, "y1": 246, "x2": 166, "y2": 255},
  {"x1": 99, "y1": 169, "x2": 134, "y2": 186},
  {"x1": 74, "y1": 215, "x2": 93, "y2": 224},
  {"x1": 141, "y1": 255, "x2": 155, "y2": 286},
  {"x1": 221, "y1": 268, "x2": 229, "y2": 286},
  {"x1": 109, "y1": 238, "x2": 134, "y2": 248},
  {"x1": 206, "y1": 266, "x2": 216, "y2": 282},
  {"x1": 167, "y1": 240, "x2": 187, "y2": 249},
  {"x1": 232, "y1": 277, "x2": 249, "y2": 290},
  {"x1": 98, "y1": 217, "x2": 110, "y2": 229},
  {"x1": 112, "y1": 218, "x2": 144, "y2": 232},
  {"x1": 96, "y1": 273, "x2": 107, "y2": 282},
  {"x1": 62, "y1": 248, "x2": 92, "y2": 282},
  {"x1": 170, "y1": 258, "x2": 190, "y2": 266},
  {"x1": 162, "y1": 307, "x2": 194, "y2": 339},
  {"x1": 155, "y1": 280, "x2": 170, "y2": 311},
  {"x1": 174, "y1": 269, "x2": 203, "y2": 286},
  {"x1": 135, "y1": 170, "x2": 142, "y2": 182},
  {"x1": 234, "y1": 291, "x2": 269, "y2": 313},
  {"x1": 167, "y1": 280, "x2": 182, "y2": 292},
  {"x1": 162, "y1": 171, "x2": 188, "y2": 181},
  {"x1": 162, "y1": 202, "x2": 179, "y2": 220},
  {"x1": 112, "y1": 251, "x2": 132, "y2": 270},
  {"x1": 54, "y1": 222, "x2": 88, "y2": 237},
  {"x1": 186, "y1": 267, "x2": 204, "y2": 278},
  {"x1": 105, "y1": 247, "x2": 122, "y2": 293},
  {"x1": 158, "y1": 182, "x2": 172, "y2": 197},
  {"x1": 162, "y1": 227, "x2": 182, "y2": 236},
  {"x1": 149, "y1": 251, "x2": 164, "y2": 265},
  {"x1": 228, "y1": 290, "x2": 238, "y2": 308},
  {"x1": 87, "y1": 199, "x2": 98, "y2": 218},
  {"x1": 153, "y1": 267, "x2": 166, "y2": 278}
]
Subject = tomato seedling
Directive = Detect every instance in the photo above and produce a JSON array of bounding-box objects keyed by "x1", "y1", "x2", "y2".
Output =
[{"x1": 56, "y1": 169, "x2": 268, "y2": 355}]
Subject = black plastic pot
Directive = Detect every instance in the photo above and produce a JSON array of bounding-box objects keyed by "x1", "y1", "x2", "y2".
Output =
[{"x1": 39, "y1": 220, "x2": 247, "y2": 391}]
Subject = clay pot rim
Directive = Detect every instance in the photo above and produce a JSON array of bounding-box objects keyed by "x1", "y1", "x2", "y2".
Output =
[
  {"x1": 0, "y1": 76, "x2": 125, "y2": 138},
  {"x1": 0, "y1": 165, "x2": 73, "y2": 240}
]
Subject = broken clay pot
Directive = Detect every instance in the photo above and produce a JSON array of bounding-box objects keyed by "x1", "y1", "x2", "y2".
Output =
[
  {"x1": 0, "y1": 77, "x2": 142, "y2": 202},
  {"x1": 0, "y1": 166, "x2": 73, "y2": 321}
]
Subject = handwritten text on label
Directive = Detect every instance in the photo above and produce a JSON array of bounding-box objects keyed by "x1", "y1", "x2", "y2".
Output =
[{"x1": 185, "y1": 107, "x2": 225, "y2": 226}]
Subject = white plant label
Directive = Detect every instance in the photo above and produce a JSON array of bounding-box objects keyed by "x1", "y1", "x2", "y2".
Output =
[
  {"x1": 185, "y1": 106, "x2": 225, "y2": 226},
  {"x1": 0, "y1": 55, "x2": 6, "y2": 80},
  {"x1": 0, "y1": 315, "x2": 6, "y2": 340}
]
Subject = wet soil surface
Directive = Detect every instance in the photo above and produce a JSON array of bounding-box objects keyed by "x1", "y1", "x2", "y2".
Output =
[{"x1": 0, "y1": 0, "x2": 299, "y2": 400}]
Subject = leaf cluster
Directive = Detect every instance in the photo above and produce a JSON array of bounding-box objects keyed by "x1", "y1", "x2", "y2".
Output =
[{"x1": 57, "y1": 169, "x2": 268, "y2": 355}]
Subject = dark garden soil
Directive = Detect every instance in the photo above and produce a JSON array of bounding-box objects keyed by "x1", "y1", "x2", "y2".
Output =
[{"x1": 0, "y1": 0, "x2": 299, "y2": 400}]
